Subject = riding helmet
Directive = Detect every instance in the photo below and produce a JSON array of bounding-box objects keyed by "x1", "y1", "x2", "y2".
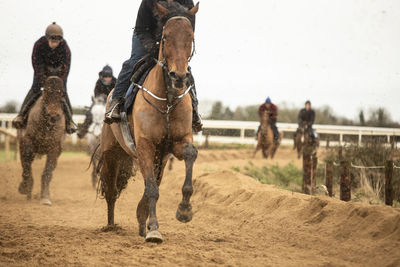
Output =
[
  {"x1": 265, "y1": 97, "x2": 271, "y2": 104},
  {"x1": 45, "y1": 22, "x2": 63, "y2": 38}
]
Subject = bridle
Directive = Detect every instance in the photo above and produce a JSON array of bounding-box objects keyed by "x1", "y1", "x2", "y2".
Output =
[{"x1": 134, "y1": 15, "x2": 196, "y2": 115}]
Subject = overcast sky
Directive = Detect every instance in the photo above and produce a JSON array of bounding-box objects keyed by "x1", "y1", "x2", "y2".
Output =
[{"x1": 0, "y1": 0, "x2": 399, "y2": 121}]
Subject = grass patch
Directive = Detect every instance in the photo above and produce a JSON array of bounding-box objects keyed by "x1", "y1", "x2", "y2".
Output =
[
  {"x1": 0, "y1": 150, "x2": 17, "y2": 162},
  {"x1": 233, "y1": 161, "x2": 303, "y2": 192}
]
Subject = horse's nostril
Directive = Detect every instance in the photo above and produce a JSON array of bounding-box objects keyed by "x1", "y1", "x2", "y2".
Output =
[{"x1": 169, "y1": 71, "x2": 178, "y2": 79}]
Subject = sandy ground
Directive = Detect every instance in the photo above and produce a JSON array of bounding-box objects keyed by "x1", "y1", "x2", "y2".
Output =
[{"x1": 0, "y1": 148, "x2": 399, "y2": 266}]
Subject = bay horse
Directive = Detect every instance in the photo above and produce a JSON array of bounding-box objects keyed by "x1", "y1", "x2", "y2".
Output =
[
  {"x1": 253, "y1": 110, "x2": 279, "y2": 158},
  {"x1": 87, "y1": 95, "x2": 106, "y2": 188},
  {"x1": 17, "y1": 75, "x2": 66, "y2": 205},
  {"x1": 100, "y1": 1, "x2": 199, "y2": 243},
  {"x1": 294, "y1": 123, "x2": 319, "y2": 159}
]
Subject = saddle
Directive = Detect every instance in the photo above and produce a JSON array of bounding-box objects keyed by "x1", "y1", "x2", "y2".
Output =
[{"x1": 124, "y1": 55, "x2": 156, "y2": 112}]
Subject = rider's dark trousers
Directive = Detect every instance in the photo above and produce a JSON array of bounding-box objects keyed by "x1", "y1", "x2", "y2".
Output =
[{"x1": 113, "y1": 33, "x2": 147, "y2": 100}]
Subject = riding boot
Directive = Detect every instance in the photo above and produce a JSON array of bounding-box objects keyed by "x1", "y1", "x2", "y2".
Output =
[
  {"x1": 77, "y1": 109, "x2": 93, "y2": 138},
  {"x1": 188, "y1": 71, "x2": 202, "y2": 133},
  {"x1": 271, "y1": 123, "x2": 280, "y2": 143},
  {"x1": 12, "y1": 89, "x2": 42, "y2": 129},
  {"x1": 104, "y1": 97, "x2": 123, "y2": 124},
  {"x1": 62, "y1": 96, "x2": 77, "y2": 134}
]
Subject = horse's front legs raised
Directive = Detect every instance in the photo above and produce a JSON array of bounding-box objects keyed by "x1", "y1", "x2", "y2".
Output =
[
  {"x1": 175, "y1": 142, "x2": 197, "y2": 223},
  {"x1": 19, "y1": 139, "x2": 34, "y2": 200},
  {"x1": 40, "y1": 151, "x2": 60, "y2": 205}
]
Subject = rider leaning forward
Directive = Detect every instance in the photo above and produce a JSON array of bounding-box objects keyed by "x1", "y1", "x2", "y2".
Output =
[
  {"x1": 12, "y1": 22, "x2": 76, "y2": 134},
  {"x1": 104, "y1": 0, "x2": 202, "y2": 132},
  {"x1": 297, "y1": 100, "x2": 317, "y2": 142},
  {"x1": 77, "y1": 65, "x2": 116, "y2": 138},
  {"x1": 258, "y1": 97, "x2": 280, "y2": 142}
]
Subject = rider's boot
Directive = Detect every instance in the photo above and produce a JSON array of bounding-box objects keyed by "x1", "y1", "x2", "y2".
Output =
[
  {"x1": 104, "y1": 97, "x2": 123, "y2": 124},
  {"x1": 12, "y1": 89, "x2": 41, "y2": 129},
  {"x1": 77, "y1": 109, "x2": 93, "y2": 138},
  {"x1": 188, "y1": 72, "x2": 202, "y2": 133},
  {"x1": 62, "y1": 96, "x2": 77, "y2": 134}
]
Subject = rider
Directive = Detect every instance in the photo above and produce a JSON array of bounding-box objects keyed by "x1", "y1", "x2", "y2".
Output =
[
  {"x1": 258, "y1": 97, "x2": 279, "y2": 142},
  {"x1": 77, "y1": 65, "x2": 116, "y2": 138},
  {"x1": 297, "y1": 100, "x2": 316, "y2": 142},
  {"x1": 12, "y1": 22, "x2": 76, "y2": 134},
  {"x1": 104, "y1": 0, "x2": 202, "y2": 132}
]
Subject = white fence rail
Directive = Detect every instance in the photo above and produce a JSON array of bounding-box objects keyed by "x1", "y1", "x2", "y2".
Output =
[{"x1": 1, "y1": 113, "x2": 399, "y2": 147}]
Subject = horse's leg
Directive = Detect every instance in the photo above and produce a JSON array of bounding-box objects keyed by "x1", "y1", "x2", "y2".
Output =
[
  {"x1": 296, "y1": 134, "x2": 302, "y2": 159},
  {"x1": 173, "y1": 142, "x2": 198, "y2": 223},
  {"x1": 137, "y1": 152, "x2": 168, "y2": 238},
  {"x1": 19, "y1": 139, "x2": 34, "y2": 200},
  {"x1": 136, "y1": 140, "x2": 162, "y2": 242},
  {"x1": 40, "y1": 150, "x2": 60, "y2": 206},
  {"x1": 100, "y1": 149, "x2": 119, "y2": 229}
]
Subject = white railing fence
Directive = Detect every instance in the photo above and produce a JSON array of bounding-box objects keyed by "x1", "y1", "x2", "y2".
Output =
[{"x1": 1, "y1": 113, "x2": 399, "y2": 147}]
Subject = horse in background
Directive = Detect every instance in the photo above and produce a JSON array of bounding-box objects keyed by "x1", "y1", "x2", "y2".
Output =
[
  {"x1": 17, "y1": 75, "x2": 66, "y2": 205},
  {"x1": 99, "y1": 2, "x2": 199, "y2": 243},
  {"x1": 294, "y1": 123, "x2": 319, "y2": 159},
  {"x1": 254, "y1": 110, "x2": 281, "y2": 159},
  {"x1": 87, "y1": 95, "x2": 106, "y2": 188}
]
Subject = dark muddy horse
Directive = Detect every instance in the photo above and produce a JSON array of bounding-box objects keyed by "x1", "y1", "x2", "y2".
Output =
[{"x1": 17, "y1": 73, "x2": 66, "y2": 205}]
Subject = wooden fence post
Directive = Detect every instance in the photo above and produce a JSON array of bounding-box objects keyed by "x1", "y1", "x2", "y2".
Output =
[
  {"x1": 204, "y1": 134, "x2": 209, "y2": 149},
  {"x1": 385, "y1": 160, "x2": 393, "y2": 206},
  {"x1": 340, "y1": 160, "x2": 351, "y2": 201},
  {"x1": 325, "y1": 161, "x2": 333, "y2": 197},
  {"x1": 303, "y1": 153, "x2": 312, "y2": 194},
  {"x1": 326, "y1": 137, "x2": 330, "y2": 148},
  {"x1": 5, "y1": 134, "x2": 10, "y2": 161},
  {"x1": 311, "y1": 155, "x2": 318, "y2": 193}
]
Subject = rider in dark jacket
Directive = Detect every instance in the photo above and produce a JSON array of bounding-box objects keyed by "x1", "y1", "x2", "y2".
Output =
[
  {"x1": 297, "y1": 100, "x2": 317, "y2": 141},
  {"x1": 77, "y1": 65, "x2": 116, "y2": 138},
  {"x1": 258, "y1": 97, "x2": 280, "y2": 141},
  {"x1": 104, "y1": 0, "x2": 202, "y2": 132},
  {"x1": 12, "y1": 22, "x2": 76, "y2": 134}
]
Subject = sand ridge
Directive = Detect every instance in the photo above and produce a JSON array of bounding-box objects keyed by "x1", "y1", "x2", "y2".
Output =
[{"x1": 0, "y1": 149, "x2": 399, "y2": 266}]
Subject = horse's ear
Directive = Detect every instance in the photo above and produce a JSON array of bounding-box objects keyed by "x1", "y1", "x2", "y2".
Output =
[
  {"x1": 188, "y1": 2, "x2": 199, "y2": 16},
  {"x1": 155, "y1": 2, "x2": 169, "y2": 18}
]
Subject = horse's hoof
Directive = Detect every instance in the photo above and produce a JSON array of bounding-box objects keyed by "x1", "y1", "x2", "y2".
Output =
[
  {"x1": 176, "y1": 203, "x2": 193, "y2": 223},
  {"x1": 145, "y1": 230, "x2": 163, "y2": 243},
  {"x1": 101, "y1": 224, "x2": 121, "y2": 232},
  {"x1": 138, "y1": 224, "x2": 146, "y2": 237},
  {"x1": 40, "y1": 198, "x2": 52, "y2": 206},
  {"x1": 18, "y1": 182, "x2": 29, "y2": 195}
]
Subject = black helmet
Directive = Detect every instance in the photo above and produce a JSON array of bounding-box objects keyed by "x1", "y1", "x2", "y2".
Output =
[
  {"x1": 99, "y1": 65, "x2": 113, "y2": 78},
  {"x1": 305, "y1": 100, "x2": 311, "y2": 105}
]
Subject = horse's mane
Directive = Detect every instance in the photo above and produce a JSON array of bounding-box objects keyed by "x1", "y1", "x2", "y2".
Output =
[{"x1": 155, "y1": 1, "x2": 196, "y2": 30}]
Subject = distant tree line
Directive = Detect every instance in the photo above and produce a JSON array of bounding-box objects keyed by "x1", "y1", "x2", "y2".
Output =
[{"x1": 207, "y1": 101, "x2": 399, "y2": 128}]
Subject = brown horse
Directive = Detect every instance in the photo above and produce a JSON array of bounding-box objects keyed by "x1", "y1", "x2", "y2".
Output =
[
  {"x1": 294, "y1": 123, "x2": 319, "y2": 159},
  {"x1": 253, "y1": 110, "x2": 279, "y2": 158},
  {"x1": 17, "y1": 76, "x2": 66, "y2": 205},
  {"x1": 100, "y1": 1, "x2": 199, "y2": 243}
]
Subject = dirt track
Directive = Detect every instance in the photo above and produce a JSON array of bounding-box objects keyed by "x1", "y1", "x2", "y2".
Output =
[{"x1": 0, "y1": 148, "x2": 399, "y2": 266}]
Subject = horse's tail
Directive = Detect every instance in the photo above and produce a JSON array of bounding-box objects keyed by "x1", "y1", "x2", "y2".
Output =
[{"x1": 87, "y1": 143, "x2": 101, "y2": 171}]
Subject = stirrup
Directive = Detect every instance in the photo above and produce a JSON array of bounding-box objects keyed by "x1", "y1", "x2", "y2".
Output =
[{"x1": 104, "y1": 104, "x2": 121, "y2": 124}]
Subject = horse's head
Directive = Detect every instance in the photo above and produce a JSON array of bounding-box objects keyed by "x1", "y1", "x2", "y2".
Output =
[
  {"x1": 42, "y1": 76, "x2": 64, "y2": 122},
  {"x1": 155, "y1": 1, "x2": 199, "y2": 96}
]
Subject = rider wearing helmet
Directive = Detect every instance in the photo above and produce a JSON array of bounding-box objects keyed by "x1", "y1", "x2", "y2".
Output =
[
  {"x1": 12, "y1": 22, "x2": 76, "y2": 134},
  {"x1": 258, "y1": 97, "x2": 280, "y2": 142},
  {"x1": 104, "y1": 0, "x2": 202, "y2": 132},
  {"x1": 297, "y1": 100, "x2": 316, "y2": 141},
  {"x1": 77, "y1": 65, "x2": 116, "y2": 138}
]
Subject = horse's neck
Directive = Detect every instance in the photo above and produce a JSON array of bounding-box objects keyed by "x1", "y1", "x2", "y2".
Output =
[
  {"x1": 146, "y1": 64, "x2": 166, "y2": 97},
  {"x1": 260, "y1": 115, "x2": 270, "y2": 129}
]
